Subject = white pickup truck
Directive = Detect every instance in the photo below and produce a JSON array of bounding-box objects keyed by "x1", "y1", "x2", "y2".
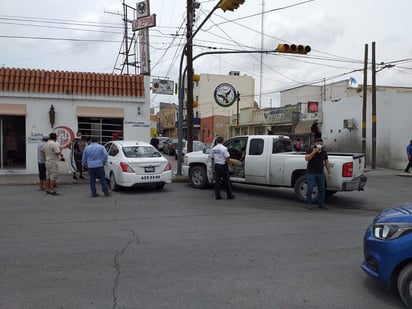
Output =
[{"x1": 182, "y1": 135, "x2": 367, "y2": 202}]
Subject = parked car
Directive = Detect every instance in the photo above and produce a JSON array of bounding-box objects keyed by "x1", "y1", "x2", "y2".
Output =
[
  {"x1": 175, "y1": 140, "x2": 206, "y2": 159},
  {"x1": 361, "y1": 202, "x2": 412, "y2": 308},
  {"x1": 103, "y1": 140, "x2": 172, "y2": 191},
  {"x1": 163, "y1": 138, "x2": 186, "y2": 156},
  {"x1": 157, "y1": 136, "x2": 169, "y2": 151}
]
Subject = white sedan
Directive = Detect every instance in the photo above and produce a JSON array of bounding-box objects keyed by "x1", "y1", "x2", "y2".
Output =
[{"x1": 104, "y1": 140, "x2": 172, "y2": 191}]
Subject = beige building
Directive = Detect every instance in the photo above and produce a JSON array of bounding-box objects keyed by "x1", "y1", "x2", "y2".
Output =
[{"x1": 194, "y1": 71, "x2": 255, "y2": 143}]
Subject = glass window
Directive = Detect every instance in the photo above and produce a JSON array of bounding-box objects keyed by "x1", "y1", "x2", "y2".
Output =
[
  {"x1": 122, "y1": 146, "x2": 160, "y2": 158},
  {"x1": 108, "y1": 144, "x2": 119, "y2": 156},
  {"x1": 272, "y1": 139, "x2": 292, "y2": 153},
  {"x1": 249, "y1": 138, "x2": 264, "y2": 156}
]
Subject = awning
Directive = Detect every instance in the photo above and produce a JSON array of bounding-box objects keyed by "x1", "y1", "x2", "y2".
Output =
[
  {"x1": 0, "y1": 103, "x2": 26, "y2": 115},
  {"x1": 76, "y1": 106, "x2": 124, "y2": 118},
  {"x1": 270, "y1": 124, "x2": 292, "y2": 135},
  {"x1": 294, "y1": 120, "x2": 315, "y2": 134}
]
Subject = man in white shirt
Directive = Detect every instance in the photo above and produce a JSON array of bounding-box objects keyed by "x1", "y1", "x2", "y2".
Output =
[{"x1": 211, "y1": 136, "x2": 235, "y2": 200}]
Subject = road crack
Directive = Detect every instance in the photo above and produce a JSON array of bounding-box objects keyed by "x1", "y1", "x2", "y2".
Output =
[{"x1": 112, "y1": 230, "x2": 139, "y2": 309}]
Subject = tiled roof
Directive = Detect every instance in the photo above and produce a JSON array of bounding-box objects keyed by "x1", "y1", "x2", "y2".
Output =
[{"x1": 0, "y1": 67, "x2": 145, "y2": 97}]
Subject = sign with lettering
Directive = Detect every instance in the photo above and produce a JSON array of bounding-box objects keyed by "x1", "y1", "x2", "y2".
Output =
[{"x1": 132, "y1": 14, "x2": 156, "y2": 31}]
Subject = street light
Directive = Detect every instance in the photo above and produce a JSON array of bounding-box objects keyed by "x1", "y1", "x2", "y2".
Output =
[{"x1": 176, "y1": 0, "x2": 223, "y2": 176}]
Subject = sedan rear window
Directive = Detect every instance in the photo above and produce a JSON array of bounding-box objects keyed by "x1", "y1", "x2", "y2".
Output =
[{"x1": 122, "y1": 146, "x2": 161, "y2": 158}]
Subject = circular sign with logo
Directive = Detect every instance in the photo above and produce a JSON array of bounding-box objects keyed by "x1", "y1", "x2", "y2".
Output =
[
  {"x1": 52, "y1": 126, "x2": 75, "y2": 149},
  {"x1": 214, "y1": 83, "x2": 237, "y2": 107}
]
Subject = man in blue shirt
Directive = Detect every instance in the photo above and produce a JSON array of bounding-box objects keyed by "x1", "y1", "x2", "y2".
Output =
[
  {"x1": 404, "y1": 140, "x2": 412, "y2": 173},
  {"x1": 82, "y1": 138, "x2": 110, "y2": 197}
]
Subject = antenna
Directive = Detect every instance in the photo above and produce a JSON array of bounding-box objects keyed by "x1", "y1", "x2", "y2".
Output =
[{"x1": 110, "y1": 0, "x2": 140, "y2": 75}]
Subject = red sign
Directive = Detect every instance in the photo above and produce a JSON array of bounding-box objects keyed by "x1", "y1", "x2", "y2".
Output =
[
  {"x1": 132, "y1": 14, "x2": 156, "y2": 31},
  {"x1": 52, "y1": 126, "x2": 75, "y2": 149}
]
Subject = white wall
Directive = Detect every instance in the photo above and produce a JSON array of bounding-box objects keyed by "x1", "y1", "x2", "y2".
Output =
[{"x1": 322, "y1": 88, "x2": 412, "y2": 169}]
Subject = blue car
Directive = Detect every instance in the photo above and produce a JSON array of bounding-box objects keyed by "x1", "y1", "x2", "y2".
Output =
[{"x1": 361, "y1": 202, "x2": 412, "y2": 308}]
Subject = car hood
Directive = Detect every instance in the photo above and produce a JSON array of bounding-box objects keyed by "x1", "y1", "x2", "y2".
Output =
[{"x1": 374, "y1": 202, "x2": 412, "y2": 224}]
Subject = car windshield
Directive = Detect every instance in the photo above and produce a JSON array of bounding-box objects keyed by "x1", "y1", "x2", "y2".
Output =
[
  {"x1": 122, "y1": 146, "x2": 161, "y2": 158},
  {"x1": 193, "y1": 141, "x2": 205, "y2": 151}
]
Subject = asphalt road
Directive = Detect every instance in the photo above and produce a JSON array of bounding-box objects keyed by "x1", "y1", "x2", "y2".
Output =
[{"x1": 1, "y1": 167, "x2": 411, "y2": 308}]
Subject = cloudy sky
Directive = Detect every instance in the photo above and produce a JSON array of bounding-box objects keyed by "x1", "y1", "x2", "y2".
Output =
[{"x1": 1, "y1": 0, "x2": 411, "y2": 109}]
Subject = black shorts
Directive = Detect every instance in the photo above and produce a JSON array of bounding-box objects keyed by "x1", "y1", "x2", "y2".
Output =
[{"x1": 38, "y1": 163, "x2": 46, "y2": 181}]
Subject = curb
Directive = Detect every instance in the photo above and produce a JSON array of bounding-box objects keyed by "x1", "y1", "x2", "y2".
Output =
[{"x1": 0, "y1": 173, "x2": 189, "y2": 186}]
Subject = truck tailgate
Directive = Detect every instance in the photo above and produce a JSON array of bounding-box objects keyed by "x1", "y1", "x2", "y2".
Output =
[{"x1": 329, "y1": 152, "x2": 366, "y2": 178}]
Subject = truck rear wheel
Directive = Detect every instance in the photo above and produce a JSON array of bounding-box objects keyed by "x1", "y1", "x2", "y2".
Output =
[
  {"x1": 294, "y1": 175, "x2": 318, "y2": 203},
  {"x1": 189, "y1": 165, "x2": 209, "y2": 189}
]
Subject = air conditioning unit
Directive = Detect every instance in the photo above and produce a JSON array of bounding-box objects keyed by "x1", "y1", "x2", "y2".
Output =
[
  {"x1": 343, "y1": 119, "x2": 356, "y2": 130},
  {"x1": 229, "y1": 71, "x2": 240, "y2": 76}
]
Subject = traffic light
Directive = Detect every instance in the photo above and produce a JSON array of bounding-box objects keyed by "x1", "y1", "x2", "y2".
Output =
[
  {"x1": 193, "y1": 73, "x2": 200, "y2": 82},
  {"x1": 219, "y1": 0, "x2": 245, "y2": 12},
  {"x1": 193, "y1": 100, "x2": 198, "y2": 108},
  {"x1": 276, "y1": 44, "x2": 311, "y2": 54}
]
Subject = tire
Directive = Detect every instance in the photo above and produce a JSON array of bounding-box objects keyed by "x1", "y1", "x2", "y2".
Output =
[
  {"x1": 189, "y1": 165, "x2": 209, "y2": 189},
  {"x1": 294, "y1": 175, "x2": 318, "y2": 203},
  {"x1": 155, "y1": 183, "x2": 165, "y2": 189},
  {"x1": 109, "y1": 172, "x2": 120, "y2": 191},
  {"x1": 397, "y1": 263, "x2": 412, "y2": 308},
  {"x1": 326, "y1": 190, "x2": 338, "y2": 196}
]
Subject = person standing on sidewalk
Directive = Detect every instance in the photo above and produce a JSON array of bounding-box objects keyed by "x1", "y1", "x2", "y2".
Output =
[
  {"x1": 211, "y1": 136, "x2": 235, "y2": 200},
  {"x1": 37, "y1": 134, "x2": 48, "y2": 191},
  {"x1": 82, "y1": 138, "x2": 110, "y2": 197},
  {"x1": 71, "y1": 131, "x2": 87, "y2": 179},
  {"x1": 404, "y1": 140, "x2": 412, "y2": 173},
  {"x1": 41, "y1": 132, "x2": 62, "y2": 196},
  {"x1": 304, "y1": 138, "x2": 332, "y2": 209}
]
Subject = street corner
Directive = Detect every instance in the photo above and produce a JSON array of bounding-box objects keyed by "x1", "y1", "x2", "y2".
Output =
[{"x1": 398, "y1": 171, "x2": 412, "y2": 177}]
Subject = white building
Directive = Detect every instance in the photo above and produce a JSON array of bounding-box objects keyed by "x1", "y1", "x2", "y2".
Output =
[
  {"x1": 0, "y1": 67, "x2": 150, "y2": 174},
  {"x1": 322, "y1": 86, "x2": 412, "y2": 169}
]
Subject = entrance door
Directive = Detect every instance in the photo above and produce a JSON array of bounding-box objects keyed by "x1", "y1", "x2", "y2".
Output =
[{"x1": 1, "y1": 116, "x2": 26, "y2": 170}]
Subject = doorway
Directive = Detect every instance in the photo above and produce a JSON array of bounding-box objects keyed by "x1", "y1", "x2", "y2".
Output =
[{"x1": 1, "y1": 115, "x2": 26, "y2": 170}]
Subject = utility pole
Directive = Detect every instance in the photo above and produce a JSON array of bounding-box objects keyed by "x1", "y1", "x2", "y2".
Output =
[
  {"x1": 236, "y1": 91, "x2": 240, "y2": 126},
  {"x1": 362, "y1": 43, "x2": 368, "y2": 164},
  {"x1": 186, "y1": 0, "x2": 194, "y2": 153},
  {"x1": 371, "y1": 41, "x2": 376, "y2": 169}
]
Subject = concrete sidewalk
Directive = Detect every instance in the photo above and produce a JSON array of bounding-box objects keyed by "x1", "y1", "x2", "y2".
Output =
[
  {"x1": 0, "y1": 167, "x2": 409, "y2": 186},
  {"x1": 0, "y1": 170, "x2": 188, "y2": 185}
]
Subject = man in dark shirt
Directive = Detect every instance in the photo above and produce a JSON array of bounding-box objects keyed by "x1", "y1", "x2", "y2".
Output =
[
  {"x1": 150, "y1": 135, "x2": 160, "y2": 150},
  {"x1": 304, "y1": 138, "x2": 332, "y2": 209}
]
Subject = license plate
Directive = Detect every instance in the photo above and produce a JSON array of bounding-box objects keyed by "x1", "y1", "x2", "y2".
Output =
[{"x1": 145, "y1": 166, "x2": 155, "y2": 173}]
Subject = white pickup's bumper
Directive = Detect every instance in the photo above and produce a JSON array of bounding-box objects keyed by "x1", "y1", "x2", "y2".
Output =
[
  {"x1": 342, "y1": 175, "x2": 367, "y2": 191},
  {"x1": 182, "y1": 165, "x2": 190, "y2": 177}
]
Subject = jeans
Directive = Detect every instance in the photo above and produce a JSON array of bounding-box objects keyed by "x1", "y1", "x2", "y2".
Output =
[
  {"x1": 88, "y1": 166, "x2": 109, "y2": 196},
  {"x1": 306, "y1": 172, "x2": 325, "y2": 207},
  {"x1": 405, "y1": 159, "x2": 412, "y2": 172},
  {"x1": 214, "y1": 164, "x2": 233, "y2": 198}
]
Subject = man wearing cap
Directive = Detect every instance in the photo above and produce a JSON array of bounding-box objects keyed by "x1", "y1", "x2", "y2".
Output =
[{"x1": 37, "y1": 134, "x2": 49, "y2": 191}]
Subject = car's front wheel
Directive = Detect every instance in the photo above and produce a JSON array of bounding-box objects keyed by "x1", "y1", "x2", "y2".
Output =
[
  {"x1": 189, "y1": 165, "x2": 209, "y2": 189},
  {"x1": 397, "y1": 263, "x2": 412, "y2": 308},
  {"x1": 110, "y1": 172, "x2": 120, "y2": 191},
  {"x1": 294, "y1": 175, "x2": 318, "y2": 203}
]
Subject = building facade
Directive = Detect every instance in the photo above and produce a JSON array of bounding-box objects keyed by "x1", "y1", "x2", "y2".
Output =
[
  {"x1": 0, "y1": 67, "x2": 150, "y2": 174},
  {"x1": 194, "y1": 72, "x2": 255, "y2": 144}
]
